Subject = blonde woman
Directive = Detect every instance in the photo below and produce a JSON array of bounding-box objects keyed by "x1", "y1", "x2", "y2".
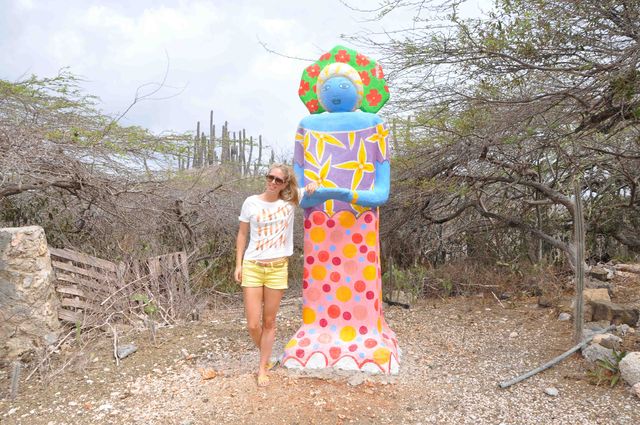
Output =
[{"x1": 235, "y1": 164, "x2": 316, "y2": 386}]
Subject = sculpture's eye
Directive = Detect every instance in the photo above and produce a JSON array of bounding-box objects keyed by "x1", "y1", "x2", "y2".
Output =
[
  {"x1": 323, "y1": 84, "x2": 331, "y2": 91},
  {"x1": 339, "y1": 83, "x2": 351, "y2": 89}
]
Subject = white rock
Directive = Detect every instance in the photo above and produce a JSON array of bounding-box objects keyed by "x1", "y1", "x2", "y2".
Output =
[
  {"x1": 632, "y1": 383, "x2": 640, "y2": 399},
  {"x1": 558, "y1": 313, "x2": 571, "y2": 321},
  {"x1": 97, "y1": 403, "x2": 113, "y2": 412},
  {"x1": 509, "y1": 332, "x2": 518, "y2": 338},
  {"x1": 619, "y1": 352, "x2": 640, "y2": 386},
  {"x1": 544, "y1": 387, "x2": 559, "y2": 397}
]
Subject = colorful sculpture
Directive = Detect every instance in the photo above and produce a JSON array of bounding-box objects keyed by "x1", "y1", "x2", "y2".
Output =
[{"x1": 282, "y1": 45, "x2": 399, "y2": 374}]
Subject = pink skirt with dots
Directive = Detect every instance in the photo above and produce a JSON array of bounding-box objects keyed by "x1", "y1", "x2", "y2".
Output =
[{"x1": 282, "y1": 209, "x2": 399, "y2": 374}]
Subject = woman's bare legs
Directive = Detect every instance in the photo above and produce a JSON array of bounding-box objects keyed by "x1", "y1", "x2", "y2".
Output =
[
  {"x1": 243, "y1": 286, "x2": 285, "y2": 383},
  {"x1": 258, "y1": 287, "x2": 284, "y2": 376}
]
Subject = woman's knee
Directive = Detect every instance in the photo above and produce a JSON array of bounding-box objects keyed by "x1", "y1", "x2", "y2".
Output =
[
  {"x1": 262, "y1": 317, "x2": 277, "y2": 330},
  {"x1": 247, "y1": 321, "x2": 261, "y2": 333}
]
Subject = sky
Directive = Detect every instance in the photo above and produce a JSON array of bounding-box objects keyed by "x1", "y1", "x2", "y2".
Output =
[{"x1": 1, "y1": 0, "x2": 490, "y2": 159}]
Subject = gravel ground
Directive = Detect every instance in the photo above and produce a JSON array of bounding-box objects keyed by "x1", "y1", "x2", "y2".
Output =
[{"x1": 1, "y1": 295, "x2": 638, "y2": 425}]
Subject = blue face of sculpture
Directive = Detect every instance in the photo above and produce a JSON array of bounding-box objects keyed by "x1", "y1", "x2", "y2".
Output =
[{"x1": 320, "y1": 76, "x2": 358, "y2": 113}]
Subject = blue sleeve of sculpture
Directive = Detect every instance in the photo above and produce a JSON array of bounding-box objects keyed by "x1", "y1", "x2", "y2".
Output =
[
  {"x1": 295, "y1": 162, "x2": 390, "y2": 208},
  {"x1": 352, "y1": 161, "x2": 390, "y2": 207}
]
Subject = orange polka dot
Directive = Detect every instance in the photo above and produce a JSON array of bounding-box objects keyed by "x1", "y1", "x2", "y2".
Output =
[
  {"x1": 302, "y1": 307, "x2": 316, "y2": 324},
  {"x1": 354, "y1": 280, "x2": 366, "y2": 292},
  {"x1": 310, "y1": 227, "x2": 326, "y2": 243},
  {"x1": 373, "y1": 347, "x2": 391, "y2": 365},
  {"x1": 318, "y1": 251, "x2": 330, "y2": 262},
  {"x1": 311, "y1": 265, "x2": 327, "y2": 280},
  {"x1": 343, "y1": 244, "x2": 357, "y2": 258},
  {"x1": 340, "y1": 326, "x2": 356, "y2": 342},
  {"x1": 377, "y1": 318, "x2": 382, "y2": 332},
  {"x1": 363, "y1": 265, "x2": 376, "y2": 280},
  {"x1": 328, "y1": 304, "x2": 341, "y2": 318},
  {"x1": 338, "y1": 212, "x2": 356, "y2": 228},
  {"x1": 365, "y1": 231, "x2": 377, "y2": 246},
  {"x1": 312, "y1": 212, "x2": 326, "y2": 225},
  {"x1": 336, "y1": 286, "x2": 352, "y2": 302}
]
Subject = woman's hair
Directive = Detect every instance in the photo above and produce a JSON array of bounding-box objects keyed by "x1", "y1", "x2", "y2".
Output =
[{"x1": 270, "y1": 163, "x2": 300, "y2": 206}]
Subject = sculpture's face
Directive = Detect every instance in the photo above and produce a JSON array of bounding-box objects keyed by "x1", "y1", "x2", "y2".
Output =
[{"x1": 320, "y1": 76, "x2": 358, "y2": 112}]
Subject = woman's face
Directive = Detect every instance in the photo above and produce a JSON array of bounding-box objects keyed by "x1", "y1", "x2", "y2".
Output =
[{"x1": 265, "y1": 167, "x2": 287, "y2": 195}]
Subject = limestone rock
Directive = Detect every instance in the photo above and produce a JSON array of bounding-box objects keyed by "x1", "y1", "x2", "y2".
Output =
[
  {"x1": 581, "y1": 343, "x2": 616, "y2": 365},
  {"x1": 619, "y1": 352, "x2": 640, "y2": 387},
  {"x1": 591, "y1": 333, "x2": 622, "y2": 350},
  {"x1": 590, "y1": 300, "x2": 639, "y2": 326},
  {"x1": 583, "y1": 288, "x2": 611, "y2": 303},
  {"x1": 589, "y1": 266, "x2": 612, "y2": 281}
]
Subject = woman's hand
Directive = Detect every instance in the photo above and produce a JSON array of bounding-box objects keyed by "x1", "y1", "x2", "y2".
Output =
[
  {"x1": 234, "y1": 265, "x2": 242, "y2": 283},
  {"x1": 305, "y1": 181, "x2": 319, "y2": 195}
]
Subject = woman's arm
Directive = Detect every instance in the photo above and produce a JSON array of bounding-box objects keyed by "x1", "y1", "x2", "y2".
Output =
[{"x1": 234, "y1": 221, "x2": 249, "y2": 282}]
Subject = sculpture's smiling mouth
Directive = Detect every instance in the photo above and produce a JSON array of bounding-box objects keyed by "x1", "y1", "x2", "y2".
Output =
[{"x1": 332, "y1": 99, "x2": 341, "y2": 105}]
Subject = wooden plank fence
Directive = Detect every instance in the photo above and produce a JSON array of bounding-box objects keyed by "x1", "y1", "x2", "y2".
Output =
[{"x1": 50, "y1": 247, "x2": 189, "y2": 326}]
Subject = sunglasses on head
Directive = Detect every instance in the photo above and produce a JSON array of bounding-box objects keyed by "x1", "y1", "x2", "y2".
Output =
[{"x1": 265, "y1": 174, "x2": 286, "y2": 185}]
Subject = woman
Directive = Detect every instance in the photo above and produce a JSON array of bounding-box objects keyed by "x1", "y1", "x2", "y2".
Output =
[{"x1": 235, "y1": 163, "x2": 316, "y2": 386}]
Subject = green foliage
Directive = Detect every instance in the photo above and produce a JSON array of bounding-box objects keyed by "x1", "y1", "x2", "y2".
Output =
[
  {"x1": 587, "y1": 350, "x2": 628, "y2": 387},
  {"x1": 131, "y1": 293, "x2": 158, "y2": 316}
]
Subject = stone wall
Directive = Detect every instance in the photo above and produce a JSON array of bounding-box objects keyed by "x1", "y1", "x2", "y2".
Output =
[{"x1": 0, "y1": 226, "x2": 60, "y2": 362}]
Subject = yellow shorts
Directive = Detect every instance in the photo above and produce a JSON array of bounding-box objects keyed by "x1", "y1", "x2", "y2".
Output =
[{"x1": 241, "y1": 258, "x2": 289, "y2": 290}]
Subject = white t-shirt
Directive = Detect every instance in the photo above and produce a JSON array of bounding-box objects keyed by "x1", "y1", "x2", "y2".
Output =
[{"x1": 238, "y1": 189, "x2": 303, "y2": 261}]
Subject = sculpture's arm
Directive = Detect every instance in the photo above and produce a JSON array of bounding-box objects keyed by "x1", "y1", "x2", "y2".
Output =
[
  {"x1": 350, "y1": 160, "x2": 390, "y2": 207},
  {"x1": 295, "y1": 161, "x2": 390, "y2": 208}
]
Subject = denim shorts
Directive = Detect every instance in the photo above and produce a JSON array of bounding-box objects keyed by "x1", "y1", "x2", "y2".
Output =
[{"x1": 241, "y1": 258, "x2": 288, "y2": 290}]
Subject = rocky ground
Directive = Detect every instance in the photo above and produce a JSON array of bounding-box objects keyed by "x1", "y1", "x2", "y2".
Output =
[{"x1": 1, "y1": 287, "x2": 639, "y2": 424}]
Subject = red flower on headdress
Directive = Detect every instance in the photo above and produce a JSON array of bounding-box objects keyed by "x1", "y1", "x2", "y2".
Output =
[
  {"x1": 371, "y1": 64, "x2": 384, "y2": 79},
  {"x1": 298, "y1": 79, "x2": 310, "y2": 96},
  {"x1": 306, "y1": 64, "x2": 320, "y2": 78},
  {"x1": 306, "y1": 99, "x2": 319, "y2": 113},
  {"x1": 358, "y1": 71, "x2": 370, "y2": 86},
  {"x1": 384, "y1": 85, "x2": 389, "y2": 92},
  {"x1": 319, "y1": 52, "x2": 331, "y2": 62},
  {"x1": 356, "y1": 54, "x2": 370, "y2": 67},
  {"x1": 335, "y1": 49, "x2": 350, "y2": 63},
  {"x1": 366, "y1": 89, "x2": 382, "y2": 107}
]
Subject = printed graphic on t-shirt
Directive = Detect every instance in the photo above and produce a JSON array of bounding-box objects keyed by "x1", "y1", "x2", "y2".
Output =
[{"x1": 255, "y1": 204, "x2": 294, "y2": 251}]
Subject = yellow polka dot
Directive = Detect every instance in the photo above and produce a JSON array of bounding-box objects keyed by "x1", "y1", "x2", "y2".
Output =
[
  {"x1": 310, "y1": 227, "x2": 326, "y2": 243},
  {"x1": 302, "y1": 307, "x2": 316, "y2": 324},
  {"x1": 365, "y1": 231, "x2": 377, "y2": 246},
  {"x1": 340, "y1": 326, "x2": 356, "y2": 342},
  {"x1": 343, "y1": 244, "x2": 357, "y2": 258},
  {"x1": 363, "y1": 265, "x2": 376, "y2": 281},
  {"x1": 336, "y1": 286, "x2": 352, "y2": 302},
  {"x1": 338, "y1": 212, "x2": 356, "y2": 228},
  {"x1": 285, "y1": 338, "x2": 298, "y2": 349},
  {"x1": 377, "y1": 318, "x2": 382, "y2": 332},
  {"x1": 311, "y1": 265, "x2": 327, "y2": 280},
  {"x1": 373, "y1": 347, "x2": 391, "y2": 365}
]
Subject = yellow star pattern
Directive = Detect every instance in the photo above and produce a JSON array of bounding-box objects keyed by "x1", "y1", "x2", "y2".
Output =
[
  {"x1": 296, "y1": 131, "x2": 320, "y2": 168},
  {"x1": 334, "y1": 139, "x2": 375, "y2": 190},
  {"x1": 312, "y1": 131, "x2": 346, "y2": 162},
  {"x1": 365, "y1": 124, "x2": 389, "y2": 159},
  {"x1": 304, "y1": 156, "x2": 339, "y2": 216}
]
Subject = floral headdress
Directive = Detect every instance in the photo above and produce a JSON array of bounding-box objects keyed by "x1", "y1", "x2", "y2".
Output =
[{"x1": 298, "y1": 45, "x2": 390, "y2": 114}]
